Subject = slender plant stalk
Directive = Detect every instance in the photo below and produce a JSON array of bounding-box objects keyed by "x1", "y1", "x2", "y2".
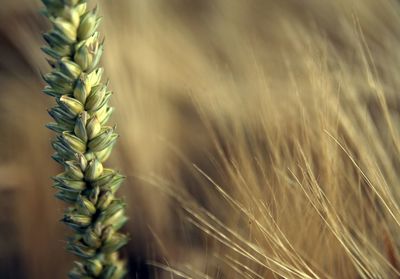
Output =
[{"x1": 40, "y1": 0, "x2": 128, "y2": 278}]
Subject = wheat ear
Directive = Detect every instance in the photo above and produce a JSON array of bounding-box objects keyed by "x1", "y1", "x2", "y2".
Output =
[{"x1": 40, "y1": 0, "x2": 129, "y2": 278}]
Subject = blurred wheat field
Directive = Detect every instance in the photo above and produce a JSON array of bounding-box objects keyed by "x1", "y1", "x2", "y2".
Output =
[{"x1": 1, "y1": 0, "x2": 400, "y2": 278}]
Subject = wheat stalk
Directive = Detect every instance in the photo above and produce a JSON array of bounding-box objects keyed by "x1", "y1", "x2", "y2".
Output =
[{"x1": 40, "y1": 0, "x2": 128, "y2": 278}]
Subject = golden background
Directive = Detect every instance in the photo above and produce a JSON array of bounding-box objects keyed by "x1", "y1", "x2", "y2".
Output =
[{"x1": 1, "y1": 0, "x2": 400, "y2": 278}]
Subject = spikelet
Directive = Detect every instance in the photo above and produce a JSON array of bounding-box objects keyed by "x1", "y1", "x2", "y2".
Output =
[{"x1": 40, "y1": 1, "x2": 128, "y2": 278}]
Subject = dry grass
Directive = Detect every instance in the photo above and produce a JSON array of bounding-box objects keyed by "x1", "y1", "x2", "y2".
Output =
[{"x1": 1, "y1": 0, "x2": 400, "y2": 278}]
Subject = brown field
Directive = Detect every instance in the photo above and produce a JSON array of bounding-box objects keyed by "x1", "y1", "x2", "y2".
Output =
[{"x1": 1, "y1": 0, "x2": 400, "y2": 278}]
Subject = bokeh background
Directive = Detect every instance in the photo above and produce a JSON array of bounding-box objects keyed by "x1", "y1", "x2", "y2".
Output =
[{"x1": 2, "y1": 0, "x2": 400, "y2": 278}]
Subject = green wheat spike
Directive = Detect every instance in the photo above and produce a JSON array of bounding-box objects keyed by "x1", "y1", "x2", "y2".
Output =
[{"x1": 40, "y1": 0, "x2": 129, "y2": 278}]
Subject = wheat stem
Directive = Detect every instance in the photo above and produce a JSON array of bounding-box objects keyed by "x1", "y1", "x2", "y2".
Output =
[{"x1": 40, "y1": 0, "x2": 128, "y2": 278}]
